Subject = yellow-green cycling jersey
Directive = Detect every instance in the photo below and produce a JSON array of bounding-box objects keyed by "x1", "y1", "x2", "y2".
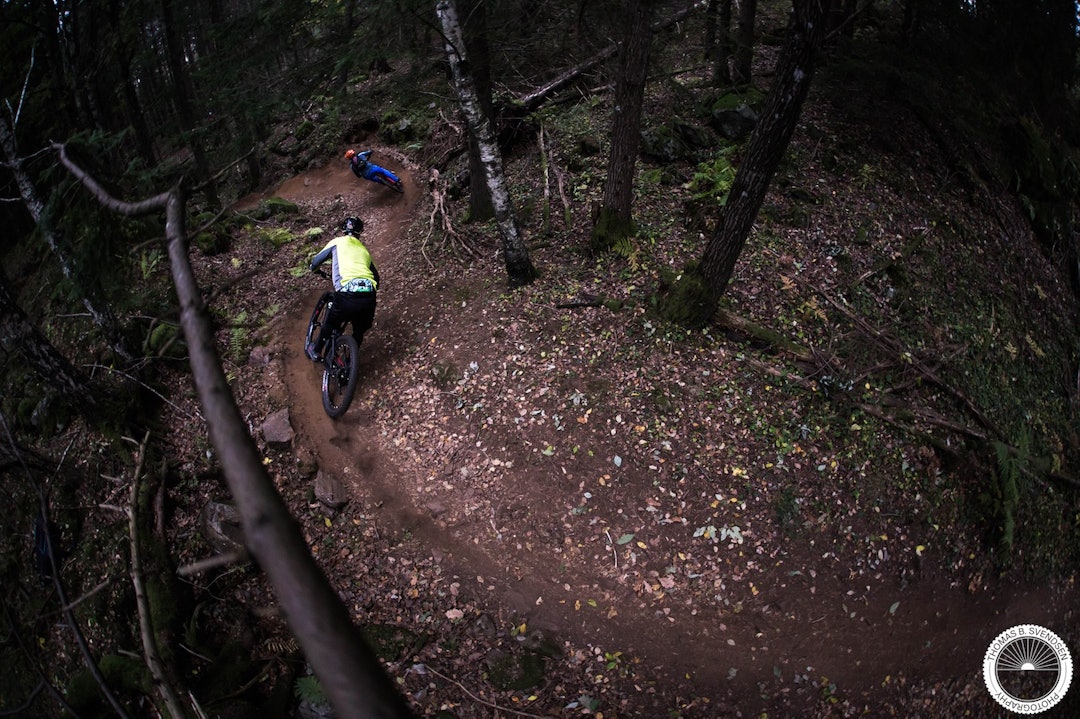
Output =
[{"x1": 310, "y1": 235, "x2": 380, "y2": 292}]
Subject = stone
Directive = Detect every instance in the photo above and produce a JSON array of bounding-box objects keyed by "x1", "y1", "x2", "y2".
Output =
[
  {"x1": 247, "y1": 346, "x2": 272, "y2": 366},
  {"x1": 711, "y1": 103, "x2": 758, "y2": 140},
  {"x1": 262, "y1": 408, "x2": 293, "y2": 449},
  {"x1": 200, "y1": 500, "x2": 245, "y2": 555},
  {"x1": 314, "y1": 470, "x2": 348, "y2": 510}
]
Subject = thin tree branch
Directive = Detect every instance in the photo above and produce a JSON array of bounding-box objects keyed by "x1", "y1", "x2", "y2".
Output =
[{"x1": 128, "y1": 431, "x2": 191, "y2": 719}]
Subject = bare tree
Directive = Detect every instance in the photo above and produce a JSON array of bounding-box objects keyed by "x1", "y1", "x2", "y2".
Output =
[
  {"x1": 436, "y1": 0, "x2": 537, "y2": 288},
  {"x1": 54, "y1": 145, "x2": 415, "y2": 719}
]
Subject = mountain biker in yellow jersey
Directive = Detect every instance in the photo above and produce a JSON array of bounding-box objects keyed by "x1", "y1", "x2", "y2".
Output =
[{"x1": 305, "y1": 216, "x2": 379, "y2": 362}]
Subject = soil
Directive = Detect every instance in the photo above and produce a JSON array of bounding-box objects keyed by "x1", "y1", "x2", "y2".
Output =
[{"x1": 174, "y1": 141, "x2": 1080, "y2": 719}]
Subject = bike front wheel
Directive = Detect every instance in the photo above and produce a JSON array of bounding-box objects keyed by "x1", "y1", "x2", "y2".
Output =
[
  {"x1": 306, "y1": 293, "x2": 332, "y2": 353},
  {"x1": 322, "y1": 334, "x2": 360, "y2": 418}
]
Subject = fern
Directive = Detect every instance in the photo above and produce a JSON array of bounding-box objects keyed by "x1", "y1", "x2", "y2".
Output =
[
  {"x1": 991, "y1": 430, "x2": 1030, "y2": 555},
  {"x1": 294, "y1": 675, "x2": 327, "y2": 705},
  {"x1": 689, "y1": 150, "x2": 737, "y2": 204},
  {"x1": 230, "y1": 310, "x2": 249, "y2": 360}
]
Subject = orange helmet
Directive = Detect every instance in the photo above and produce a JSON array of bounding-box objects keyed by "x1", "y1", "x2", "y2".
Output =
[{"x1": 344, "y1": 149, "x2": 356, "y2": 160}]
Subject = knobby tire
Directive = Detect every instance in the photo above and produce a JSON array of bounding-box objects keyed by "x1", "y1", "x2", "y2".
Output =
[{"x1": 322, "y1": 334, "x2": 360, "y2": 418}]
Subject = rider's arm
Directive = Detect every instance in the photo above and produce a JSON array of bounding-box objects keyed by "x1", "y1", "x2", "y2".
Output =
[
  {"x1": 371, "y1": 263, "x2": 380, "y2": 286},
  {"x1": 310, "y1": 245, "x2": 333, "y2": 271}
]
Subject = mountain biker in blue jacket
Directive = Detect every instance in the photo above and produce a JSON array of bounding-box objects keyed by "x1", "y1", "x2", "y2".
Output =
[
  {"x1": 345, "y1": 149, "x2": 376, "y2": 181},
  {"x1": 305, "y1": 216, "x2": 379, "y2": 362}
]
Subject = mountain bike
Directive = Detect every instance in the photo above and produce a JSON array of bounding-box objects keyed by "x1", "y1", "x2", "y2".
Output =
[
  {"x1": 365, "y1": 161, "x2": 405, "y2": 193},
  {"x1": 305, "y1": 290, "x2": 360, "y2": 418}
]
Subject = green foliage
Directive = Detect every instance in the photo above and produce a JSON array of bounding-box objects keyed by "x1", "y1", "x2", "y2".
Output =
[
  {"x1": 259, "y1": 227, "x2": 295, "y2": 248},
  {"x1": 139, "y1": 249, "x2": 165, "y2": 282},
  {"x1": 230, "y1": 310, "x2": 250, "y2": 361},
  {"x1": 689, "y1": 150, "x2": 737, "y2": 205},
  {"x1": 294, "y1": 675, "x2": 328, "y2": 704},
  {"x1": 611, "y1": 231, "x2": 657, "y2": 274},
  {"x1": 990, "y1": 431, "x2": 1030, "y2": 556},
  {"x1": 1004, "y1": 117, "x2": 1080, "y2": 251}
]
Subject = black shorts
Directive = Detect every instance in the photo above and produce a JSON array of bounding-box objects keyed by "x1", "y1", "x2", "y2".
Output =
[{"x1": 320, "y1": 291, "x2": 376, "y2": 346}]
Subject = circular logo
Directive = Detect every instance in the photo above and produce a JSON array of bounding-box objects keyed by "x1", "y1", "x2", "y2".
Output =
[{"x1": 984, "y1": 624, "x2": 1073, "y2": 714}]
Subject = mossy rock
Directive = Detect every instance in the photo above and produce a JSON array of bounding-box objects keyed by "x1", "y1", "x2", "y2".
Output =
[
  {"x1": 251, "y1": 197, "x2": 299, "y2": 220},
  {"x1": 641, "y1": 125, "x2": 686, "y2": 163},
  {"x1": 704, "y1": 87, "x2": 765, "y2": 114},
  {"x1": 259, "y1": 228, "x2": 295, "y2": 248},
  {"x1": 66, "y1": 654, "x2": 151, "y2": 713},
  {"x1": 194, "y1": 230, "x2": 231, "y2": 255},
  {"x1": 485, "y1": 650, "x2": 546, "y2": 691}
]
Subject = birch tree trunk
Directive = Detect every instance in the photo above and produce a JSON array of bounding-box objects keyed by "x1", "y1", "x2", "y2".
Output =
[
  {"x1": 436, "y1": 0, "x2": 537, "y2": 288},
  {"x1": 0, "y1": 119, "x2": 133, "y2": 363}
]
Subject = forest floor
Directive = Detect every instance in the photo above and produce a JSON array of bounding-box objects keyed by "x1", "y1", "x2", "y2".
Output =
[{"x1": 152, "y1": 92, "x2": 1080, "y2": 717}]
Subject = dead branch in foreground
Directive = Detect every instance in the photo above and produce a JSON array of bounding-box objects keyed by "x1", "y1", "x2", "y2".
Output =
[{"x1": 55, "y1": 143, "x2": 415, "y2": 719}]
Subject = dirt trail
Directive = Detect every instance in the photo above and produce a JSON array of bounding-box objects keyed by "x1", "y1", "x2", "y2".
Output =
[{"x1": 258, "y1": 155, "x2": 1078, "y2": 715}]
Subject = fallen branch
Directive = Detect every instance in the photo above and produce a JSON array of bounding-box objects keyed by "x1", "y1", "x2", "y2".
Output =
[
  {"x1": 128, "y1": 431, "x2": 191, "y2": 719},
  {"x1": 421, "y1": 664, "x2": 547, "y2": 719},
  {"x1": 509, "y1": 2, "x2": 698, "y2": 112},
  {"x1": 56, "y1": 142, "x2": 415, "y2": 719}
]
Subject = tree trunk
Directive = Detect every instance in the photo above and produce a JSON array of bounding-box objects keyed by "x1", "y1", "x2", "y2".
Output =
[
  {"x1": 437, "y1": 0, "x2": 537, "y2": 288},
  {"x1": 732, "y1": 0, "x2": 757, "y2": 86},
  {"x1": 463, "y1": 0, "x2": 496, "y2": 222},
  {"x1": 705, "y1": 0, "x2": 734, "y2": 86},
  {"x1": 591, "y1": 0, "x2": 655, "y2": 252},
  {"x1": 109, "y1": 0, "x2": 157, "y2": 165},
  {"x1": 714, "y1": 0, "x2": 734, "y2": 85},
  {"x1": 677, "y1": 0, "x2": 828, "y2": 325}
]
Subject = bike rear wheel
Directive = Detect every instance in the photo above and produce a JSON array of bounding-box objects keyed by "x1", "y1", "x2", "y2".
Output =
[{"x1": 321, "y1": 334, "x2": 360, "y2": 418}]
